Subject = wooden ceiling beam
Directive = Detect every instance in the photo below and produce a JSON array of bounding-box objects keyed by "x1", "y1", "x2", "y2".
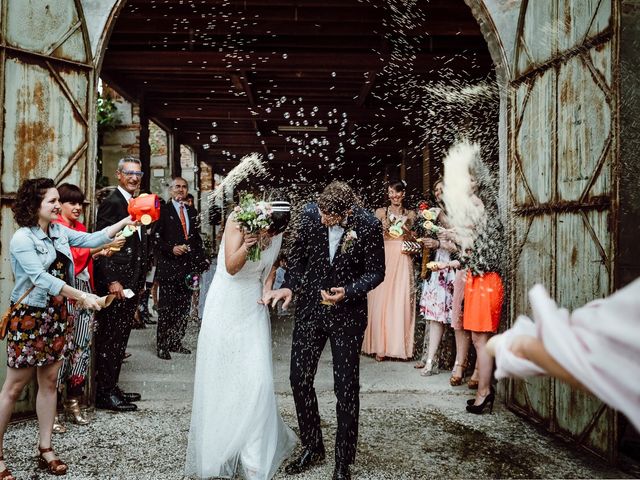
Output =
[
  {"x1": 109, "y1": 19, "x2": 480, "y2": 37},
  {"x1": 103, "y1": 51, "x2": 491, "y2": 73},
  {"x1": 147, "y1": 103, "x2": 407, "y2": 122}
]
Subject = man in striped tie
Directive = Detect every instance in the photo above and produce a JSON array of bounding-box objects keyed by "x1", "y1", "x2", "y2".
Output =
[{"x1": 153, "y1": 177, "x2": 208, "y2": 360}]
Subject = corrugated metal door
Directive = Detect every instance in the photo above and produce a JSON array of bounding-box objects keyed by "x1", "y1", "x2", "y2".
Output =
[
  {"x1": 0, "y1": 0, "x2": 95, "y2": 413},
  {"x1": 507, "y1": 0, "x2": 618, "y2": 460}
]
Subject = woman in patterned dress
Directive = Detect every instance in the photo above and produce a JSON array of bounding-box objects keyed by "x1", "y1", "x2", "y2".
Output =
[
  {"x1": 53, "y1": 183, "x2": 123, "y2": 432},
  {"x1": 416, "y1": 179, "x2": 460, "y2": 376},
  {"x1": 0, "y1": 178, "x2": 136, "y2": 478}
]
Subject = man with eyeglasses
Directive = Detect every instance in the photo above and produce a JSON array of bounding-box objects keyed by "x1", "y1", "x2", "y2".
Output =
[{"x1": 93, "y1": 157, "x2": 149, "y2": 412}]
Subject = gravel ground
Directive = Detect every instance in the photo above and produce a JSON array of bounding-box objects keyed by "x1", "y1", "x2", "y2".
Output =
[{"x1": 3, "y1": 312, "x2": 633, "y2": 479}]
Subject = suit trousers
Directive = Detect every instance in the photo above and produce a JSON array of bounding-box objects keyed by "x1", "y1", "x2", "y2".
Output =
[
  {"x1": 157, "y1": 280, "x2": 192, "y2": 351},
  {"x1": 289, "y1": 318, "x2": 364, "y2": 465},
  {"x1": 94, "y1": 295, "x2": 137, "y2": 394}
]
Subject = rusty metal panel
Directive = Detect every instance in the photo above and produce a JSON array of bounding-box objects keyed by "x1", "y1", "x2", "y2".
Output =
[
  {"x1": 0, "y1": 0, "x2": 94, "y2": 414},
  {"x1": 555, "y1": 208, "x2": 612, "y2": 454},
  {"x1": 1, "y1": 57, "x2": 88, "y2": 190},
  {"x1": 5, "y1": 0, "x2": 88, "y2": 64},
  {"x1": 519, "y1": 0, "x2": 556, "y2": 71},
  {"x1": 557, "y1": 54, "x2": 612, "y2": 202},
  {"x1": 514, "y1": 70, "x2": 555, "y2": 205},
  {"x1": 508, "y1": 0, "x2": 617, "y2": 461},
  {"x1": 557, "y1": 0, "x2": 608, "y2": 54},
  {"x1": 556, "y1": 211, "x2": 610, "y2": 312},
  {"x1": 509, "y1": 215, "x2": 554, "y2": 421}
]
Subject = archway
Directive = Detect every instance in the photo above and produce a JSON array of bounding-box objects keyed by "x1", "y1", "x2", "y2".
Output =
[{"x1": 0, "y1": 0, "x2": 634, "y2": 467}]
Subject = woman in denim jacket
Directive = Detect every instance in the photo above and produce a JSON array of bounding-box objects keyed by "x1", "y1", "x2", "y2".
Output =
[{"x1": 0, "y1": 178, "x2": 136, "y2": 479}]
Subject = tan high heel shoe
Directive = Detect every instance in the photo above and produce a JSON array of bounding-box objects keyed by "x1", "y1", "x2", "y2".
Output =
[
  {"x1": 64, "y1": 398, "x2": 89, "y2": 425},
  {"x1": 420, "y1": 359, "x2": 439, "y2": 377},
  {"x1": 37, "y1": 446, "x2": 68, "y2": 476},
  {"x1": 449, "y1": 361, "x2": 468, "y2": 386},
  {"x1": 52, "y1": 415, "x2": 66, "y2": 434}
]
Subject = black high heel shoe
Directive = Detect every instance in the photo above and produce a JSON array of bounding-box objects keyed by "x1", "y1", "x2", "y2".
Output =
[{"x1": 466, "y1": 391, "x2": 495, "y2": 414}]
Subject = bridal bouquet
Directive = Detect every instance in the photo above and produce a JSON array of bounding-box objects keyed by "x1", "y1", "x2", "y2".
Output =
[{"x1": 233, "y1": 193, "x2": 273, "y2": 261}]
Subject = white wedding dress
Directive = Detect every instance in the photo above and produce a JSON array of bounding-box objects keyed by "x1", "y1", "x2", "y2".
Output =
[{"x1": 185, "y1": 233, "x2": 297, "y2": 479}]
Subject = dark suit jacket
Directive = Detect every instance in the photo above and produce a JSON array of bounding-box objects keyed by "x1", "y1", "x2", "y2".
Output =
[
  {"x1": 153, "y1": 200, "x2": 207, "y2": 283},
  {"x1": 283, "y1": 203, "x2": 385, "y2": 333},
  {"x1": 93, "y1": 188, "x2": 149, "y2": 295}
]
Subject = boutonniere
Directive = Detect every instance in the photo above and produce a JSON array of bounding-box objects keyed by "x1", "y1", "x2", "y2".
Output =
[{"x1": 341, "y1": 229, "x2": 358, "y2": 254}]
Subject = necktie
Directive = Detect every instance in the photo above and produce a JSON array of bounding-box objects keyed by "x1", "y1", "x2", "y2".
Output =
[{"x1": 179, "y1": 205, "x2": 188, "y2": 239}]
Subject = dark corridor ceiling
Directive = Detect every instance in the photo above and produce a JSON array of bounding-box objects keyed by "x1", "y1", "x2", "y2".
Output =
[{"x1": 101, "y1": 0, "x2": 494, "y2": 178}]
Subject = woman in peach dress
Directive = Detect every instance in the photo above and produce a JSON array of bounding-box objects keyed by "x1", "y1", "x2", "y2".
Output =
[{"x1": 363, "y1": 181, "x2": 416, "y2": 361}]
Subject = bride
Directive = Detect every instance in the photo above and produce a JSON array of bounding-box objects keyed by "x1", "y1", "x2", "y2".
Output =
[{"x1": 185, "y1": 199, "x2": 297, "y2": 479}]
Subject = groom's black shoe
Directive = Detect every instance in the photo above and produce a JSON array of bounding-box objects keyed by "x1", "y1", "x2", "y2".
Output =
[
  {"x1": 332, "y1": 462, "x2": 351, "y2": 480},
  {"x1": 115, "y1": 386, "x2": 141, "y2": 403},
  {"x1": 170, "y1": 345, "x2": 191, "y2": 354},
  {"x1": 284, "y1": 447, "x2": 325, "y2": 474},
  {"x1": 95, "y1": 391, "x2": 137, "y2": 412},
  {"x1": 157, "y1": 349, "x2": 171, "y2": 360}
]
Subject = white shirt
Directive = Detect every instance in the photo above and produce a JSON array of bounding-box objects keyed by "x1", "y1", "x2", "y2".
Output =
[
  {"x1": 117, "y1": 186, "x2": 141, "y2": 239},
  {"x1": 328, "y1": 225, "x2": 344, "y2": 264},
  {"x1": 117, "y1": 185, "x2": 133, "y2": 202},
  {"x1": 171, "y1": 199, "x2": 190, "y2": 233}
]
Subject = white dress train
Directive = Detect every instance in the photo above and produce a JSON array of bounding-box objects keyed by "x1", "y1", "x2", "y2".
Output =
[{"x1": 185, "y1": 233, "x2": 297, "y2": 479}]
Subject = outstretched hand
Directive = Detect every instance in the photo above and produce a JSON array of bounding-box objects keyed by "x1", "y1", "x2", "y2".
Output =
[{"x1": 260, "y1": 288, "x2": 293, "y2": 310}]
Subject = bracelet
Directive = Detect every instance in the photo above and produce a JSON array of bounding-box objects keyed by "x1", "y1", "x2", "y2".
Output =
[{"x1": 437, "y1": 240, "x2": 441, "y2": 248}]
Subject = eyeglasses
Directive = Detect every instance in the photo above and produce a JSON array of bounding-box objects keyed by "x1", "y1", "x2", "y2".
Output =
[{"x1": 119, "y1": 170, "x2": 144, "y2": 178}]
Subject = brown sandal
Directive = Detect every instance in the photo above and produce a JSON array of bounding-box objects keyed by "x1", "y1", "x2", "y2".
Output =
[
  {"x1": 450, "y1": 361, "x2": 468, "y2": 386},
  {"x1": 468, "y1": 368, "x2": 480, "y2": 390},
  {"x1": 37, "y1": 446, "x2": 68, "y2": 476},
  {"x1": 0, "y1": 456, "x2": 15, "y2": 480}
]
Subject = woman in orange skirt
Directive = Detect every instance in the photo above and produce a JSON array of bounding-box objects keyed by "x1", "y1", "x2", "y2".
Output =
[
  {"x1": 463, "y1": 214, "x2": 504, "y2": 414},
  {"x1": 363, "y1": 180, "x2": 416, "y2": 361}
]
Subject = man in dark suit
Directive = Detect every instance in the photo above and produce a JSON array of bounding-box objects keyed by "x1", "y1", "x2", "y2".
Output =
[
  {"x1": 154, "y1": 177, "x2": 207, "y2": 360},
  {"x1": 264, "y1": 181, "x2": 385, "y2": 480},
  {"x1": 93, "y1": 157, "x2": 149, "y2": 412}
]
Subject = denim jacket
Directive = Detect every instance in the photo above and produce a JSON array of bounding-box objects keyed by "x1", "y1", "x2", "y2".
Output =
[{"x1": 9, "y1": 223, "x2": 112, "y2": 308}]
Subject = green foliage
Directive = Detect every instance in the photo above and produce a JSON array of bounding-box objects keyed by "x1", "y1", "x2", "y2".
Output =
[{"x1": 97, "y1": 93, "x2": 121, "y2": 132}]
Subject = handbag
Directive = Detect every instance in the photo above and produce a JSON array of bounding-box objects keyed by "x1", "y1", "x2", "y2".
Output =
[
  {"x1": 401, "y1": 241, "x2": 422, "y2": 255},
  {"x1": 0, "y1": 286, "x2": 34, "y2": 340}
]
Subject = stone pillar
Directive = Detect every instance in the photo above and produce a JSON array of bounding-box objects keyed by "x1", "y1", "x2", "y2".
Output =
[
  {"x1": 171, "y1": 133, "x2": 182, "y2": 177},
  {"x1": 139, "y1": 99, "x2": 151, "y2": 192}
]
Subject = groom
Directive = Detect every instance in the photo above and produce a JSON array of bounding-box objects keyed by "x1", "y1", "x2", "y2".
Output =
[{"x1": 265, "y1": 181, "x2": 385, "y2": 480}]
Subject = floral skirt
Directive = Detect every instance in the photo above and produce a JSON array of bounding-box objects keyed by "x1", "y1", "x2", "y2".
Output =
[{"x1": 6, "y1": 294, "x2": 72, "y2": 368}]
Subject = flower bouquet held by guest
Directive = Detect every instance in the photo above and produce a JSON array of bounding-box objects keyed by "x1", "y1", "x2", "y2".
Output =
[
  {"x1": 0, "y1": 178, "x2": 137, "y2": 479},
  {"x1": 363, "y1": 180, "x2": 417, "y2": 361}
]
